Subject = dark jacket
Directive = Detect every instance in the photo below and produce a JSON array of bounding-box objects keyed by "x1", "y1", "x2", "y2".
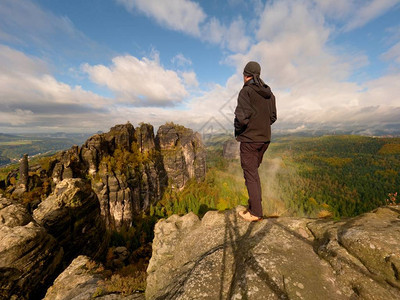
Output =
[{"x1": 234, "y1": 79, "x2": 277, "y2": 142}]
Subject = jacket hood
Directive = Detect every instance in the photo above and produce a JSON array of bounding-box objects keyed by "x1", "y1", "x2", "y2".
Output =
[{"x1": 245, "y1": 80, "x2": 272, "y2": 99}]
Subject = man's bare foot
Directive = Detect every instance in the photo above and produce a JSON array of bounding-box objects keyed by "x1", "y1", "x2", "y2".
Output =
[{"x1": 238, "y1": 210, "x2": 262, "y2": 222}]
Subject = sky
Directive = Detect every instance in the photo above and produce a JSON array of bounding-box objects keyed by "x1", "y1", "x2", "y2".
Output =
[{"x1": 0, "y1": 0, "x2": 400, "y2": 136}]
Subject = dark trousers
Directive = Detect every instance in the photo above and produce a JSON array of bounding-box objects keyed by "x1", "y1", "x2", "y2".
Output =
[{"x1": 240, "y1": 142, "x2": 270, "y2": 217}]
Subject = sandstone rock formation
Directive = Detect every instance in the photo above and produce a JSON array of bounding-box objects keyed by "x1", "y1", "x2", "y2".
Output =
[
  {"x1": 43, "y1": 255, "x2": 144, "y2": 300},
  {"x1": 1, "y1": 123, "x2": 206, "y2": 230},
  {"x1": 47, "y1": 122, "x2": 206, "y2": 229},
  {"x1": 223, "y1": 139, "x2": 240, "y2": 159},
  {"x1": 0, "y1": 122, "x2": 206, "y2": 299},
  {"x1": 18, "y1": 153, "x2": 29, "y2": 191},
  {"x1": 33, "y1": 178, "x2": 107, "y2": 262},
  {"x1": 1, "y1": 178, "x2": 108, "y2": 299},
  {"x1": 146, "y1": 206, "x2": 400, "y2": 300},
  {"x1": 48, "y1": 122, "x2": 162, "y2": 228},
  {"x1": 156, "y1": 123, "x2": 206, "y2": 190},
  {"x1": 0, "y1": 197, "x2": 63, "y2": 300}
]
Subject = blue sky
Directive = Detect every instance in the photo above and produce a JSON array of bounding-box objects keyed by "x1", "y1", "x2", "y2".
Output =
[{"x1": 0, "y1": 0, "x2": 400, "y2": 135}]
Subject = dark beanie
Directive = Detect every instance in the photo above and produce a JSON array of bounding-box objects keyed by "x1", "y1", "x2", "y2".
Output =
[
  {"x1": 243, "y1": 61, "x2": 261, "y2": 77},
  {"x1": 243, "y1": 61, "x2": 264, "y2": 87}
]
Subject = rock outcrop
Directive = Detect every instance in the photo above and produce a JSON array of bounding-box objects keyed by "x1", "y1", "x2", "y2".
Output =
[
  {"x1": 156, "y1": 123, "x2": 206, "y2": 190},
  {"x1": 0, "y1": 197, "x2": 63, "y2": 300},
  {"x1": 43, "y1": 255, "x2": 144, "y2": 300},
  {"x1": 17, "y1": 154, "x2": 29, "y2": 192},
  {"x1": 33, "y1": 178, "x2": 107, "y2": 262},
  {"x1": 146, "y1": 206, "x2": 400, "y2": 300},
  {"x1": 0, "y1": 122, "x2": 206, "y2": 299},
  {"x1": 47, "y1": 122, "x2": 206, "y2": 229},
  {"x1": 0, "y1": 177, "x2": 108, "y2": 299},
  {"x1": 1, "y1": 123, "x2": 206, "y2": 230}
]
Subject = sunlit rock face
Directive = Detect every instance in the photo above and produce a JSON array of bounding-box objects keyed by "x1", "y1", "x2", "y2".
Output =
[
  {"x1": 156, "y1": 123, "x2": 206, "y2": 190},
  {"x1": 47, "y1": 122, "x2": 206, "y2": 229},
  {"x1": 146, "y1": 206, "x2": 400, "y2": 300}
]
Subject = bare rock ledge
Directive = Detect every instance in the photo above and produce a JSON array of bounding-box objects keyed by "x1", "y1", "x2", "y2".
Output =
[{"x1": 146, "y1": 206, "x2": 400, "y2": 300}]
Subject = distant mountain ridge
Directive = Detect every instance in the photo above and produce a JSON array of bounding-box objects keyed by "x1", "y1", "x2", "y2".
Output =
[
  {"x1": 0, "y1": 133, "x2": 19, "y2": 139},
  {"x1": 0, "y1": 132, "x2": 92, "y2": 166}
]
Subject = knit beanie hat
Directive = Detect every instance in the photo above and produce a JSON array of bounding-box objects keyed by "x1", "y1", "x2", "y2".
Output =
[{"x1": 243, "y1": 61, "x2": 265, "y2": 87}]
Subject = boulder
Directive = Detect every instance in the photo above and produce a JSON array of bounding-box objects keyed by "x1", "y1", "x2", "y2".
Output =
[
  {"x1": 0, "y1": 197, "x2": 32, "y2": 227},
  {"x1": 33, "y1": 178, "x2": 107, "y2": 262},
  {"x1": 43, "y1": 255, "x2": 144, "y2": 300},
  {"x1": 0, "y1": 197, "x2": 63, "y2": 300},
  {"x1": 146, "y1": 206, "x2": 400, "y2": 300},
  {"x1": 338, "y1": 206, "x2": 400, "y2": 289}
]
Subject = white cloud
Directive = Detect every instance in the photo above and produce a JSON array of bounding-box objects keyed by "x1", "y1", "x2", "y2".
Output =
[
  {"x1": 385, "y1": 25, "x2": 400, "y2": 44},
  {"x1": 0, "y1": 0, "x2": 70, "y2": 45},
  {"x1": 0, "y1": 109, "x2": 34, "y2": 126},
  {"x1": 257, "y1": 1, "x2": 328, "y2": 43},
  {"x1": 0, "y1": 45, "x2": 109, "y2": 130},
  {"x1": 83, "y1": 53, "x2": 189, "y2": 106},
  {"x1": 117, "y1": 0, "x2": 251, "y2": 53},
  {"x1": 202, "y1": 16, "x2": 250, "y2": 53},
  {"x1": 0, "y1": 44, "x2": 48, "y2": 75},
  {"x1": 1, "y1": 0, "x2": 399, "y2": 135},
  {"x1": 181, "y1": 71, "x2": 198, "y2": 87},
  {"x1": 362, "y1": 74, "x2": 400, "y2": 107},
  {"x1": 0, "y1": 0, "x2": 110, "y2": 60},
  {"x1": 171, "y1": 53, "x2": 192, "y2": 67},
  {"x1": 116, "y1": 0, "x2": 206, "y2": 36},
  {"x1": 201, "y1": 18, "x2": 224, "y2": 45},
  {"x1": 313, "y1": 0, "x2": 400, "y2": 31},
  {"x1": 313, "y1": 0, "x2": 353, "y2": 19},
  {"x1": 343, "y1": 0, "x2": 400, "y2": 32},
  {"x1": 234, "y1": 0, "x2": 345, "y2": 91},
  {"x1": 218, "y1": 0, "x2": 400, "y2": 133},
  {"x1": 381, "y1": 42, "x2": 400, "y2": 64},
  {"x1": 0, "y1": 45, "x2": 106, "y2": 107}
]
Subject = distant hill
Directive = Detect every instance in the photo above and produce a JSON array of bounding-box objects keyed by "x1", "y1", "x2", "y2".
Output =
[
  {"x1": 0, "y1": 132, "x2": 92, "y2": 166},
  {"x1": 0, "y1": 133, "x2": 20, "y2": 141}
]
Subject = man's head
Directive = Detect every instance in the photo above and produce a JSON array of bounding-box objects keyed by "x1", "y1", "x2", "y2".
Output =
[
  {"x1": 243, "y1": 61, "x2": 261, "y2": 83},
  {"x1": 243, "y1": 61, "x2": 261, "y2": 76}
]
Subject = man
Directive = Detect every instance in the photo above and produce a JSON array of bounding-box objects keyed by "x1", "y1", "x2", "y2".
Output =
[{"x1": 234, "y1": 61, "x2": 277, "y2": 222}]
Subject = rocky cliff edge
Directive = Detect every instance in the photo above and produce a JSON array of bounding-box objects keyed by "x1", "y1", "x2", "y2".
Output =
[{"x1": 146, "y1": 205, "x2": 400, "y2": 300}]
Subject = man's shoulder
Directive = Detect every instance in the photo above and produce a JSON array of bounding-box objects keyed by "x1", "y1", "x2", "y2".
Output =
[{"x1": 239, "y1": 85, "x2": 253, "y2": 95}]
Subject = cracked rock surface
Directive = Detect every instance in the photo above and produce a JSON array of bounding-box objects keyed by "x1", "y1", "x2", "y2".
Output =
[
  {"x1": 146, "y1": 206, "x2": 400, "y2": 300},
  {"x1": 0, "y1": 197, "x2": 63, "y2": 300},
  {"x1": 43, "y1": 255, "x2": 145, "y2": 300},
  {"x1": 33, "y1": 178, "x2": 107, "y2": 262}
]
